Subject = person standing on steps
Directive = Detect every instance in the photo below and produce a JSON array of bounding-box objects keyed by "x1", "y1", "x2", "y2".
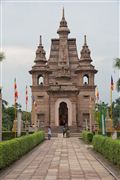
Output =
[{"x1": 48, "y1": 126, "x2": 52, "y2": 140}]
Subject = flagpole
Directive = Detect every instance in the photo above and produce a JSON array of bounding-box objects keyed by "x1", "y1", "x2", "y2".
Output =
[
  {"x1": 14, "y1": 92, "x2": 16, "y2": 138},
  {"x1": 13, "y1": 78, "x2": 18, "y2": 138},
  {"x1": 25, "y1": 86, "x2": 28, "y2": 133},
  {"x1": 110, "y1": 77, "x2": 113, "y2": 132},
  {"x1": 26, "y1": 100, "x2": 28, "y2": 130},
  {"x1": 110, "y1": 89, "x2": 113, "y2": 132}
]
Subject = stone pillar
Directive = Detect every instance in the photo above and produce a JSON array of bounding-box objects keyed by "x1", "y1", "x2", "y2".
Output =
[
  {"x1": 17, "y1": 109, "x2": 22, "y2": 137},
  {"x1": 72, "y1": 102, "x2": 76, "y2": 126},
  {"x1": 0, "y1": 87, "x2": 2, "y2": 141}
]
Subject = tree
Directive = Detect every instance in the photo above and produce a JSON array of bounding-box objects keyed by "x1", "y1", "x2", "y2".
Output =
[
  {"x1": 22, "y1": 111, "x2": 31, "y2": 127},
  {"x1": 2, "y1": 99, "x2": 8, "y2": 110},
  {"x1": 114, "y1": 58, "x2": 120, "y2": 92},
  {"x1": 112, "y1": 97, "x2": 120, "y2": 129},
  {"x1": 0, "y1": 52, "x2": 5, "y2": 62},
  {"x1": 0, "y1": 52, "x2": 5, "y2": 87}
]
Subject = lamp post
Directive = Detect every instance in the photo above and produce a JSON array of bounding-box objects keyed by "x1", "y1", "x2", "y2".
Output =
[
  {"x1": 95, "y1": 105, "x2": 99, "y2": 133},
  {"x1": 0, "y1": 87, "x2": 2, "y2": 141},
  {"x1": 101, "y1": 102, "x2": 106, "y2": 135}
]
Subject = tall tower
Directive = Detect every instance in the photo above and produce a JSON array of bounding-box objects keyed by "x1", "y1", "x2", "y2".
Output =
[
  {"x1": 75, "y1": 35, "x2": 97, "y2": 130},
  {"x1": 29, "y1": 10, "x2": 98, "y2": 131},
  {"x1": 29, "y1": 36, "x2": 51, "y2": 128}
]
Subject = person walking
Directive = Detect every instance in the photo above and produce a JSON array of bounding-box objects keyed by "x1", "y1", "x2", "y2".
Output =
[
  {"x1": 66, "y1": 127, "x2": 70, "y2": 138},
  {"x1": 48, "y1": 126, "x2": 52, "y2": 140},
  {"x1": 63, "y1": 126, "x2": 66, "y2": 137}
]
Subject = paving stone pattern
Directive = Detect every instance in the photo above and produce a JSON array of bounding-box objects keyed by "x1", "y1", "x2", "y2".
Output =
[{"x1": 0, "y1": 138, "x2": 115, "y2": 180}]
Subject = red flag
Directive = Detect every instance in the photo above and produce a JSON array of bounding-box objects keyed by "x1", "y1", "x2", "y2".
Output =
[
  {"x1": 111, "y1": 76, "x2": 114, "y2": 91},
  {"x1": 14, "y1": 78, "x2": 18, "y2": 103},
  {"x1": 26, "y1": 86, "x2": 28, "y2": 105},
  {"x1": 95, "y1": 87, "x2": 99, "y2": 100}
]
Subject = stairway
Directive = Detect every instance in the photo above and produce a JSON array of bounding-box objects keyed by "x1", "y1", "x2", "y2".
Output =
[{"x1": 41, "y1": 126, "x2": 81, "y2": 138}]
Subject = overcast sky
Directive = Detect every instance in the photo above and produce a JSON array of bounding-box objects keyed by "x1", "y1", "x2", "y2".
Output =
[{"x1": 0, "y1": 0, "x2": 119, "y2": 111}]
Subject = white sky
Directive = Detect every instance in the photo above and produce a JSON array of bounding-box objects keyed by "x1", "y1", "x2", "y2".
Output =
[{"x1": 0, "y1": 0, "x2": 119, "y2": 111}]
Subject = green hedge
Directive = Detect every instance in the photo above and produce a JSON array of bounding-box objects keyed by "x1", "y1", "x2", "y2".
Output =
[
  {"x1": 0, "y1": 131, "x2": 45, "y2": 169},
  {"x1": 2, "y1": 131, "x2": 34, "y2": 141},
  {"x1": 92, "y1": 135, "x2": 120, "y2": 166},
  {"x1": 81, "y1": 131, "x2": 93, "y2": 143}
]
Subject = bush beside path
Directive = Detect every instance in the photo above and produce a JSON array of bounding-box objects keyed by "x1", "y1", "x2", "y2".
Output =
[{"x1": 0, "y1": 131, "x2": 45, "y2": 170}]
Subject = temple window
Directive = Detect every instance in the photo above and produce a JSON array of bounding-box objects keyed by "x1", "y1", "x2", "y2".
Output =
[
  {"x1": 83, "y1": 74, "x2": 89, "y2": 85},
  {"x1": 38, "y1": 75, "x2": 44, "y2": 85}
]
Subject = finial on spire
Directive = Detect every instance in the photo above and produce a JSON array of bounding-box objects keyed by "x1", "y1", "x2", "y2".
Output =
[
  {"x1": 40, "y1": 35, "x2": 42, "y2": 45},
  {"x1": 57, "y1": 8, "x2": 70, "y2": 36},
  {"x1": 62, "y1": 7, "x2": 65, "y2": 19},
  {"x1": 84, "y1": 35, "x2": 87, "y2": 45}
]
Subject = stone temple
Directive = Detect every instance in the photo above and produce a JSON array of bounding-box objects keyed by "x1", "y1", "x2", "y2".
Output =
[{"x1": 29, "y1": 9, "x2": 97, "y2": 132}]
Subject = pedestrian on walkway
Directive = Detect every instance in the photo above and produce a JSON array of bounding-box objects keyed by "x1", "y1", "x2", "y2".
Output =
[
  {"x1": 66, "y1": 127, "x2": 70, "y2": 138},
  {"x1": 48, "y1": 126, "x2": 52, "y2": 140},
  {"x1": 63, "y1": 126, "x2": 66, "y2": 137}
]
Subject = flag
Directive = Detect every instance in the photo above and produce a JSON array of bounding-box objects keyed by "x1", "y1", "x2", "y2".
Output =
[
  {"x1": 14, "y1": 78, "x2": 18, "y2": 103},
  {"x1": 95, "y1": 86, "x2": 99, "y2": 101},
  {"x1": 111, "y1": 76, "x2": 114, "y2": 91},
  {"x1": 26, "y1": 86, "x2": 28, "y2": 105}
]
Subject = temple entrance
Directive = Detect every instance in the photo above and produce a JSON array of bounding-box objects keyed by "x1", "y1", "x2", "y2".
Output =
[{"x1": 59, "y1": 102, "x2": 68, "y2": 126}]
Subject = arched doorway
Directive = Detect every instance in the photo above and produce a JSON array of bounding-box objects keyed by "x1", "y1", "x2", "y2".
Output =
[
  {"x1": 59, "y1": 102, "x2": 68, "y2": 126},
  {"x1": 55, "y1": 98, "x2": 72, "y2": 126}
]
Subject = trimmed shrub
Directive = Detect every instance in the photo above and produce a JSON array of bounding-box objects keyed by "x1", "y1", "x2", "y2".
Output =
[
  {"x1": 2, "y1": 131, "x2": 15, "y2": 140},
  {"x1": 0, "y1": 131, "x2": 45, "y2": 169},
  {"x1": 92, "y1": 135, "x2": 120, "y2": 166},
  {"x1": 81, "y1": 131, "x2": 93, "y2": 143},
  {"x1": 2, "y1": 131, "x2": 34, "y2": 140}
]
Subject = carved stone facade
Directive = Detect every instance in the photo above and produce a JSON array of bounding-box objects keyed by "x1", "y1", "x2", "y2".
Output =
[{"x1": 29, "y1": 9, "x2": 97, "y2": 131}]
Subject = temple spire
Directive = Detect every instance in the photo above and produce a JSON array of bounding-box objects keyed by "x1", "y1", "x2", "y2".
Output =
[
  {"x1": 57, "y1": 8, "x2": 70, "y2": 37},
  {"x1": 34, "y1": 36, "x2": 47, "y2": 64},
  {"x1": 80, "y1": 35, "x2": 92, "y2": 61},
  {"x1": 84, "y1": 35, "x2": 87, "y2": 45},
  {"x1": 39, "y1": 35, "x2": 42, "y2": 46},
  {"x1": 62, "y1": 7, "x2": 65, "y2": 19}
]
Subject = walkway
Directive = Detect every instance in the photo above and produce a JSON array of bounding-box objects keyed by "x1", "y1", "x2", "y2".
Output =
[{"x1": 0, "y1": 137, "x2": 115, "y2": 180}]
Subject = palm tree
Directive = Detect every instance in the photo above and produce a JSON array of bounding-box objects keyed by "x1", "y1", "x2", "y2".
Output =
[
  {"x1": 0, "y1": 52, "x2": 5, "y2": 87},
  {"x1": 2, "y1": 99, "x2": 8, "y2": 110},
  {"x1": 114, "y1": 58, "x2": 120, "y2": 92},
  {"x1": 0, "y1": 52, "x2": 5, "y2": 62}
]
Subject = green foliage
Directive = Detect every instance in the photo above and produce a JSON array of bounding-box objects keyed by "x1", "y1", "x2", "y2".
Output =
[
  {"x1": 92, "y1": 135, "x2": 120, "y2": 166},
  {"x1": 0, "y1": 131, "x2": 45, "y2": 169},
  {"x1": 112, "y1": 98, "x2": 120, "y2": 129},
  {"x1": 2, "y1": 131, "x2": 33, "y2": 140},
  {"x1": 114, "y1": 58, "x2": 120, "y2": 92},
  {"x1": 81, "y1": 131, "x2": 94, "y2": 143},
  {"x1": 0, "y1": 52, "x2": 5, "y2": 62},
  {"x1": 22, "y1": 111, "x2": 31, "y2": 125},
  {"x1": 2, "y1": 131, "x2": 16, "y2": 140},
  {"x1": 2, "y1": 106, "x2": 15, "y2": 131},
  {"x1": 94, "y1": 102, "x2": 108, "y2": 132},
  {"x1": 114, "y1": 58, "x2": 120, "y2": 69},
  {"x1": 2, "y1": 101, "x2": 31, "y2": 131}
]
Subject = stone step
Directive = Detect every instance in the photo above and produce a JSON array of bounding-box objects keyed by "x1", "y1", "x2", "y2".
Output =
[
  {"x1": 45, "y1": 132, "x2": 80, "y2": 138},
  {"x1": 51, "y1": 126, "x2": 80, "y2": 133}
]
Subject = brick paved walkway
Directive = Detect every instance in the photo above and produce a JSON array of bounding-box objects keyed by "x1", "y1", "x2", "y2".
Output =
[{"x1": 0, "y1": 137, "x2": 115, "y2": 180}]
